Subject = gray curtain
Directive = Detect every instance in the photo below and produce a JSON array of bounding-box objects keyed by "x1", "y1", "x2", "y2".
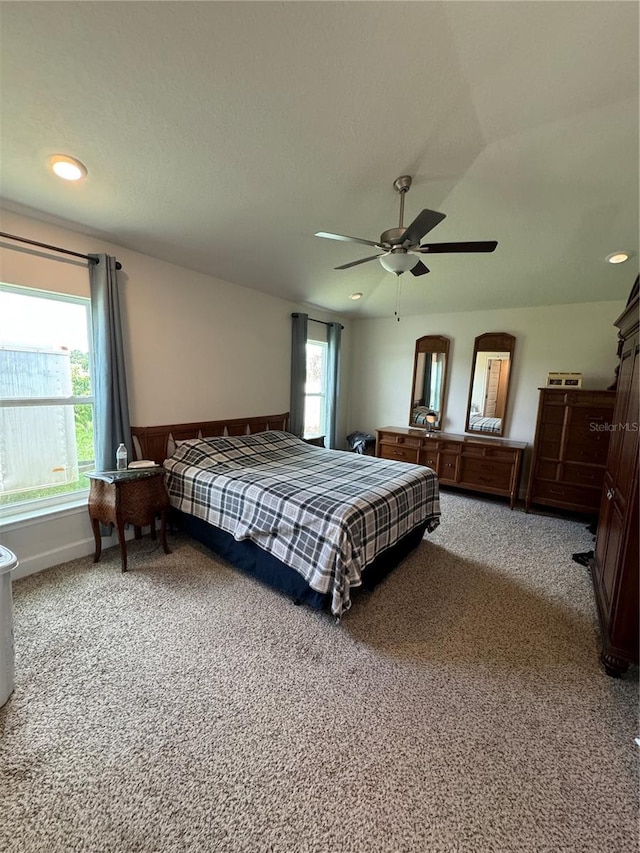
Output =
[
  {"x1": 290, "y1": 313, "x2": 308, "y2": 438},
  {"x1": 326, "y1": 322, "x2": 342, "y2": 449},
  {"x1": 89, "y1": 253, "x2": 131, "y2": 472}
]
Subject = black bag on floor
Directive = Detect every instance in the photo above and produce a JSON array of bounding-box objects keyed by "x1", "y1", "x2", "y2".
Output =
[{"x1": 346, "y1": 431, "x2": 376, "y2": 455}]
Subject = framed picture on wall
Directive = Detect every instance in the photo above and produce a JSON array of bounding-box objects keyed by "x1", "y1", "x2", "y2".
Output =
[{"x1": 546, "y1": 372, "x2": 582, "y2": 388}]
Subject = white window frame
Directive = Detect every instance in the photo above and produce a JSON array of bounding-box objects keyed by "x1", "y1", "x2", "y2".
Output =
[
  {"x1": 0, "y1": 283, "x2": 95, "y2": 520},
  {"x1": 304, "y1": 339, "x2": 329, "y2": 439}
]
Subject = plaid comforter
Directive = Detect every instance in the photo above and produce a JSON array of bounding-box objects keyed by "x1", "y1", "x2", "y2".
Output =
[
  {"x1": 164, "y1": 431, "x2": 440, "y2": 616},
  {"x1": 468, "y1": 415, "x2": 502, "y2": 435}
]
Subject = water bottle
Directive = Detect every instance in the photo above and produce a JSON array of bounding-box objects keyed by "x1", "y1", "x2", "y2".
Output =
[{"x1": 116, "y1": 443, "x2": 128, "y2": 471}]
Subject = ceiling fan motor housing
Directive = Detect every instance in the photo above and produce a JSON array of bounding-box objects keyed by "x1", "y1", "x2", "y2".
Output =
[{"x1": 380, "y1": 227, "x2": 410, "y2": 248}]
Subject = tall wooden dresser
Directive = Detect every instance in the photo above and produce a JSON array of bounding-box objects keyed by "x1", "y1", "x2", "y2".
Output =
[
  {"x1": 525, "y1": 388, "x2": 616, "y2": 514},
  {"x1": 590, "y1": 283, "x2": 639, "y2": 677}
]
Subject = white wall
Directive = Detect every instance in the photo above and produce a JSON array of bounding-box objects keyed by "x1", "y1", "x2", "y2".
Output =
[
  {"x1": 0, "y1": 209, "x2": 351, "y2": 578},
  {"x1": 347, "y1": 300, "x2": 625, "y2": 486}
]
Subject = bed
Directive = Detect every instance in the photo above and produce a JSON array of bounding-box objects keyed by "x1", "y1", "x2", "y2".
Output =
[{"x1": 132, "y1": 414, "x2": 440, "y2": 618}]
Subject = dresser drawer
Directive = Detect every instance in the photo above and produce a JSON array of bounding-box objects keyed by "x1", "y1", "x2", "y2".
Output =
[
  {"x1": 568, "y1": 406, "x2": 613, "y2": 430},
  {"x1": 379, "y1": 444, "x2": 420, "y2": 463},
  {"x1": 460, "y1": 458, "x2": 512, "y2": 490},
  {"x1": 538, "y1": 443, "x2": 562, "y2": 462},
  {"x1": 562, "y1": 463, "x2": 606, "y2": 487},
  {"x1": 484, "y1": 446, "x2": 517, "y2": 462},
  {"x1": 564, "y1": 391, "x2": 615, "y2": 408},
  {"x1": 564, "y1": 434, "x2": 610, "y2": 465},
  {"x1": 534, "y1": 460, "x2": 559, "y2": 481},
  {"x1": 537, "y1": 426, "x2": 563, "y2": 461},
  {"x1": 439, "y1": 441, "x2": 463, "y2": 453},
  {"x1": 379, "y1": 432, "x2": 422, "y2": 449},
  {"x1": 420, "y1": 450, "x2": 439, "y2": 468},
  {"x1": 438, "y1": 453, "x2": 458, "y2": 480},
  {"x1": 462, "y1": 445, "x2": 517, "y2": 462},
  {"x1": 531, "y1": 480, "x2": 602, "y2": 510}
]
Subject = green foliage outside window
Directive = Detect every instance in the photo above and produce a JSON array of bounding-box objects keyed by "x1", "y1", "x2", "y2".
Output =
[{"x1": 71, "y1": 350, "x2": 94, "y2": 461}]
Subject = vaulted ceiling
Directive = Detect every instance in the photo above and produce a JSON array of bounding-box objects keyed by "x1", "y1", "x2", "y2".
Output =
[{"x1": 1, "y1": 1, "x2": 638, "y2": 317}]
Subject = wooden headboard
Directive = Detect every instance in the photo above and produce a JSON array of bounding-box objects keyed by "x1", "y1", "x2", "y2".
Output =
[{"x1": 131, "y1": 412, "x2": 290, "y2": 465}]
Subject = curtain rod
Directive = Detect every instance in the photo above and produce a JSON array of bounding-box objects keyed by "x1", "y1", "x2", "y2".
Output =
[
  {"x1": 0, "y1": 231, "x2": 122, "y2": 270},
  {"x1": 291, "y1": 312, "x2": 344, "y2": 330}
]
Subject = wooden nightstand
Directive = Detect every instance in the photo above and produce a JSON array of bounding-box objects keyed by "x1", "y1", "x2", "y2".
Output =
[
  {"x1": 87, "y1": 468, "x2": 171, "y2": 572},
  {"x1": 303, "y1": 435, "x2": 325, "y2": 448}
]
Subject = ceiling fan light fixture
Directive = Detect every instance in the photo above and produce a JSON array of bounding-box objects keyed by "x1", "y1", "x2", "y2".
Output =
[{"x1": 379, "y1": 251, "x2": 417, "y2": 275}]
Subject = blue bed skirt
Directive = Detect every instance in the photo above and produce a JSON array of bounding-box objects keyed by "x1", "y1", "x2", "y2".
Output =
[{"x1": 174, "y1": 510, "x2": 427, "y2": 612}]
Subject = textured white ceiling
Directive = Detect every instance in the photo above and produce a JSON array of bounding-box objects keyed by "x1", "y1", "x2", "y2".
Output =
[{"x1": 1, "y1": 1, "x2": 638, "y2": 318}]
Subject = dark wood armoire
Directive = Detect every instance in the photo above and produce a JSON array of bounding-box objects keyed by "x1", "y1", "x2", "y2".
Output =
[{"x1": 591, "y1": 279, "x2": 639, "y2": 677}]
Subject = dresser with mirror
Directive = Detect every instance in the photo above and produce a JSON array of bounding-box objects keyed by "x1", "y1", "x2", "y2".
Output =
[{"x1": 377, "y1": 331, "x2": 525, "y2": 508}]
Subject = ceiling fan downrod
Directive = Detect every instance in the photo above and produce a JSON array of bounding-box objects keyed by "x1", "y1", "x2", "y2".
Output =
[
  {"x1": 393, "y1": 175, "x2": 412, "y2": 231},
  {"x1": 379, "y1": 176, "x2": 413, "y2": 250}
]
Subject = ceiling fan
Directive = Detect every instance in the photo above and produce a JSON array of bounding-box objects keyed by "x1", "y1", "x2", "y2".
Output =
[{"x1": 315, "y1": 175, "x2": 498, "y2": 277}]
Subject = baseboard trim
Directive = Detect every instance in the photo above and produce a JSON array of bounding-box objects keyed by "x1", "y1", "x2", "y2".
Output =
[{"x1": 11, "y1": 533, "x2": 123, "y2": 581}]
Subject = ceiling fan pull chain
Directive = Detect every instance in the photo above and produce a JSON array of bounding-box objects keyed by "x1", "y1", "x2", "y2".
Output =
[{"x1": 394, "y1": 274, "x2": 403, "y2": 322}]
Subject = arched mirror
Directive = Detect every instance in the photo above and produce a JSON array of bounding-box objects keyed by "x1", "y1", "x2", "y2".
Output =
[
  {"x1": 465, "y1": 333, "x2": 515, "y2": 437},
  {"x1": 409, "y1": 335, "x2": 450, "y2": 431}
]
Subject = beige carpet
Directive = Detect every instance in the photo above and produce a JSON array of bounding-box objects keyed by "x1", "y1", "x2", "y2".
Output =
[{"x1": 1, "y1": 492, "x2": 637, "y2": 853}]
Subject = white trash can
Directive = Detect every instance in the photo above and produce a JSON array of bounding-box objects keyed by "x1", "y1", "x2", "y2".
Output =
[{"x1": 0, "y1": 545, "x2": 18, "y2": 707}]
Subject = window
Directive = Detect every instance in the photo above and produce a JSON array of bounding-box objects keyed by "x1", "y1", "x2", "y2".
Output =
[
  {"x1": 0, "y1": 283, "x2": 95, "y2": 515},
  {"x1": 304, "y1": 340, "x2": 328, "y2": 438}
]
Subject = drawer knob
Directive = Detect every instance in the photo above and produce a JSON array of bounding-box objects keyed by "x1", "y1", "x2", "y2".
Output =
[{"x1": 606, "y1": 487, "x2": 615, "y2": 501}]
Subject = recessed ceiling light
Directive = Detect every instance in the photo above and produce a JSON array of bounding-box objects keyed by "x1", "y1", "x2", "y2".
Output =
[
  {"x1": 49, "y1": 154, "x2": 87, "y2": 181},
  {"x1": 350, "y1": 292, "x2": 363, "y2": 301},
  {"x1": 605, "y1": 251, "x2": 630, "y2": 264}
]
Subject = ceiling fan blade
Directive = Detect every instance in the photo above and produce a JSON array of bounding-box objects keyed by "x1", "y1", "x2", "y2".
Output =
[
  {"x1": 315, "y1": 231, "x2": 381, "y2": 248},
  {"x1": 410, "y1": 260, "x2": 430, "y2": 277},
  {"x1": 335, "y1": 254, "x2": 383, "y2": 270},
  {"x1": 417, "y1": 240, "x2": 498, "y2": 254},
  {"x1": 401, "y1": 209, "x2": 446, "y2": 246}
]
